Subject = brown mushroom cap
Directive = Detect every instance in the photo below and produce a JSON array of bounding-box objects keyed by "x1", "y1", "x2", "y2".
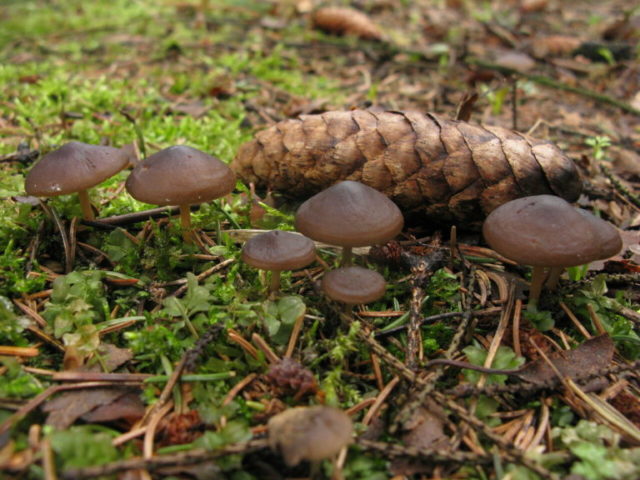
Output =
[
  {"x1": 322, "y1": 266, "x2": 386, "y2": 304},
  {"x1": 242, "y1": 230, "x2": 316, "y2": 271},
  {"x1": 25, "y1": 142, "x2": 129, "y2": 197},
  {"x1": 125, "y1": 145, "x2": 236, "y2": 205},
  {"x1": 268, "y1": 405, "x2": 353, "y2": 467},
  {"x1": 295, "y1": 181, "x2": 404, "y2": 247},
  {"x1": 483, "y1": 195, "x2": 622, "y2": 267}
]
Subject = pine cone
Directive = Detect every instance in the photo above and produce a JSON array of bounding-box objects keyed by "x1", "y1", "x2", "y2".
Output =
[{"x1": 231, "y1": 110, "x2": 582, "y2": 226}]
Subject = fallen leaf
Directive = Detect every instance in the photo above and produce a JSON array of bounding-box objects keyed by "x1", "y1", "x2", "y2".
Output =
[
  {"x1": 81, "y1": 392, "x2": 145, "y2": 424},
  {"x1": 311, "y1": 7, "x2": 383, "y2": 41},
  {"x1": 516, "y1": 335, "x2": 614, "y2": 385},
  {"x1": 43, "y1": 388, "x2": 138, "y2": 429}
]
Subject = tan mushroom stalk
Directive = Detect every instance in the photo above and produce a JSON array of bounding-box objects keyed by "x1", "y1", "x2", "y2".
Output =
[
  {"x1": 24, "y1": 142, "x2": 129, "y2": 220},
  {"x1": 125, "y1": 145, "x2": 235, "y2": 243},
  {"x1": 482, "y1": 195, "x2": 622, "y2": 309},
  {"x1": 268, "y1": 405, "x2": 353, "y2": 468},
  {"x1": 241, "y1": 230, "x2": 316, "y2": 296},
  {"x1": 322, "y1": 266, "x2": 386, "y2": 312},
  {"x1": 295, "y1": 181, "x2": 403, "y2": 266}
]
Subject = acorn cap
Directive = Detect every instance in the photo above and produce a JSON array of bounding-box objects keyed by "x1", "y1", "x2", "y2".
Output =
[
  {"x1": 125, "y1": 145, "x2": 235, "y2": 206},
  {"x1": 25, "y1": 142, "x2": 129, "y2": 197},
  {"x1": 241, "y1": 230, "x2": 316, "y2": 271},
  {"x1": 268, "y1": 405, "x2": 353, "y2": 467},
  {"x1": 322, "y1": 266, "x2": 386, "y2": 304},
  {"x1": 295, "y1": 181, "x2": 404, "y2": 247},
  {"x1": 482, "y1": 195, "x2": 622, "y2": 267}
]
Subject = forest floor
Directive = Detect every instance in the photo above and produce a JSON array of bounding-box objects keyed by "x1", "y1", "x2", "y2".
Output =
[{"x1": 1, "y1": 1, "x2": 640, "y2": 479}]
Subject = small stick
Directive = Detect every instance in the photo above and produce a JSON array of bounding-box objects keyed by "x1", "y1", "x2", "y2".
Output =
[
  {"x1": 362, "y1": 376, "x2": 400, "y2": 425},
  {"x1": 284, "y1": 310, "x2": 304, "y2": 358},
  {"x1": 251, "y1": 333, "x2": 279, "y2": 363},
  {"x1": 512, "y1": 299, "x2": 523, "y2": 358},
  {"x1": 586, "y1": 304, "x2": 607, "y2": 336},
  {"x1": 0, "y1": 346, "x2": 39, "y2": 357},
  {"x1": 144, "y1": 400, "x2": 174, "y2": 459},
  {"x1": 222, "y1": 373, "x2": 257, "y2": 406},
  {"x1": 228, "y1": 329, "x2": 260, "y2": 360},
  {"x1": 113, "y1": 427, "x2": 147, "y2": 447},
  {"x1": 559, "y1": 302, "x2": 592, "y2": 339},
  {"x1": 42, "y1": 436, "x2": 58, "y2": 480}
]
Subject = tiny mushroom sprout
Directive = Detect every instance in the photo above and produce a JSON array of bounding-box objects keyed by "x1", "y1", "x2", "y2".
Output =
[
  {"x1": 24, "y1": 141, "x2": 130, "y2": 220},
  {"x1": 241, "y1": 230, "x2": 316, "y2": 295},
  {"x1": 482, "y1": 195, "x2": 622, "y2": 309},
  {"x1": 295, "y1": 180, "x2": 404, "y2": 266},
  {"x1": 268, "y1": 405, "x2": 353, "y2": 468},
  {"x1": 322, "y1": 265, "x2": 386, "y2": 309},
  {"x1": 125, "y1": 145, "x2": 235, "y2": 243}
]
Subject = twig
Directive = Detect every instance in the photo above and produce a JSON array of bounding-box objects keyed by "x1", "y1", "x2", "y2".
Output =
[
  {"x1": 362, "y1": 376, "x2": 400, "y2": 425},
  {"x1": 375, "y1": 306, "x2": 502, "y2": 338},
  {"x1": 467, "y1": 58, "x2": 640, "y2": 117},
  {"x1": 62, "y1": 439, "x2": 269, "y2": 479},
  {"x1": 599, "y1": 163, "x2": 640, "y2": 209},
  {"x1": 80, "y1": 206, "x2": 187, "y2": 229},
  {"x1": 222, "y1": 373, "x2": 258, "y2": 407},
  {"x1": 357, "y1": 438, "x2": 493, "y2": 465}
]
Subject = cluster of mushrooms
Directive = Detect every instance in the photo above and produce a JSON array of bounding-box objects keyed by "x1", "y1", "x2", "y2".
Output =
[
  {"x1": 24, "y1": 142, "x2": 236, "y2": 243},
  {"x1": 23, "y1": 141, "x2": 624, "y2": 468},
  {"x1": 242, "y1": 180, "x2": 403, "y2": 306}
]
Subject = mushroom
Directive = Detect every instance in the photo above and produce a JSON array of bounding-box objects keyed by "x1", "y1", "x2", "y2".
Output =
[
  {"x1": 322, "y1": 266, "x2": 386, "y2": 308},
  {"x1": 125, "y1": 145, "x2": 235, "y2": 243},
  {"x1": 482, "y1": 195, "x2": 622, "y2": 308},
  {"x1": 268, "y1": 405, "x2": 353, "y2": 467},
  {"x1": 241, "y1": 230, "x2": 316, "y2": 295},
  {"x1": 24, "y1": 142, "x2": 130, "y2": 220},
  {"x1": 295, "y1": 181, "x2": 404, "y2": 266}
]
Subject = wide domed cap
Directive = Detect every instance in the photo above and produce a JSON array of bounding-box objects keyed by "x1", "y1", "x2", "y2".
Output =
[
  {"x1": 25, "y1": 142, "x2": 129, "y2": 197},
  {"x1": 242, "y1": 230, "x2": 316, "y2": 271},
  {"x1": 483, "y1": 195, "x2": 622, "y2": 267},
  {"x1": 268, "y1": 405, "x2": 353, "y2": 467},
  {"x1": 295, "y1": 181, "x2": 404, "y2": 247},
  {"x1": 322, "y1": 266, "x2": 386, "y2": 304},
  {"x1": 125, "y1": 145, "x2": 235, "y2": 206}
]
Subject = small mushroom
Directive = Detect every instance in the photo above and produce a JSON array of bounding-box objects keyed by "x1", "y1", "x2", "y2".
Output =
[
  {"x1": 482, "y1": 195, "x2": 622, "y2": 308},
  {"x1": 242, "y1": 230, "x2": 316, "y2": 295},
  {"x1": 268, "y1": 405, "x2": 353, "y2": 467},
  {"x1": 125, "y1": 145, "x2": 235, "y2": 243},
  {"x1": 295, "y1": 181, "x2": 404, "y2": 265},
  {"x1": 24, "y1": 142, "x2": 130, "y2": 220},
  {"x1": 322, "y1": 266, "x2": 386, "y2": 307}
]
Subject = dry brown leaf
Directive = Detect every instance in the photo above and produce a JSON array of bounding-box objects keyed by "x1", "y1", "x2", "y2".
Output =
[
  {"x1": 81, "y1": 392, "x2": 145, "y2": 424},
  {"x1": 531, "y1": 35, "x2": 581, "y2": 58},
  {"x1": 311, "y1": 7, "x2": 383, "y2": 41},
  {"x1": 43, "y1": 388, "x2": 138, "y2": 429},
  {"x1": 516, "y1": 335, "x2": 614, "y2": 385}
]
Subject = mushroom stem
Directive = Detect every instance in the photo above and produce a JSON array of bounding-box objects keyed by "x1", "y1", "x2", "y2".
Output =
[
  {"x1": 341, "y1": 247, "x2": 353, "y2": 266},
  {"x1": 77, "y1": 189, "x2": 95, "y2": 220},
  {"x1": 527, "y1": 266, "x2": 548, "y2": 310},
  {"x1": 545, "y1": 267, "x2": 564, "y2": 290},
  {"x1": 269, "y1": 270, "x2": 282, "y2": 296},
  {"x1": 179, "y1": 203, "x2": 193, "y2": 244}
]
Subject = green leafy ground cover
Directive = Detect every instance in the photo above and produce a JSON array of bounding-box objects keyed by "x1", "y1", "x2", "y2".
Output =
[{"x1": 1, "y1": 1, "x2": 640, "y2": 479}]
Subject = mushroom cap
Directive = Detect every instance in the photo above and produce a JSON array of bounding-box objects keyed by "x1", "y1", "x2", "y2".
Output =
[
  {"x1": 268, "y1": 405, "x2": 353, "y2": 467},
  {"x1": 294, "y1": 181, "x2": 404, "y2": 247},
  {"x1": 125, "y1": 145, "x2": 236, "y2": 206},
  {"x1": 25, "y1": 142, "x2": 129, "y2": 197},
  {"x1": 322, "y1": 266, "x2": 386, "y2": 304},
  {"x1": 242, "y1": 230, "x2": 316, "y2": 271},
  {"x1": 482, "y1": 195, "x2": 622, "y2": 267}
]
